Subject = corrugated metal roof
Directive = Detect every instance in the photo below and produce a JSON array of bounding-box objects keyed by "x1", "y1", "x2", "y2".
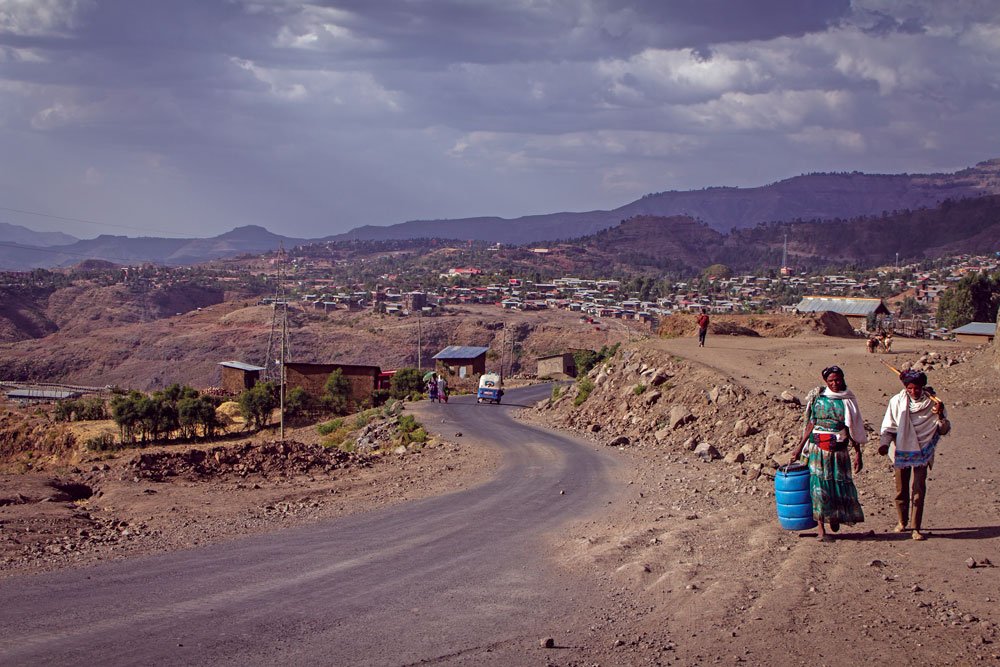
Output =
[
  {"x1": 7, "y1": 389, "x2": 81, "y2": 400},
  {"x1": 794, "y1": 296, "x2": 888, "y2": 316},
  {"x1": 432, "y1": 345, "x2": 490, "y2": 360},
  {"x1": 219, "y1": 361, "x2": 266, "y2": 372},
  {"x1": 952, "y1": 322, "x2": 997, "y2": 335}
]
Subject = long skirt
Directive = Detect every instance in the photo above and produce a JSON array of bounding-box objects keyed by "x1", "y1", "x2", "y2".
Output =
[{"x1": 807, "y1": 447, "x2": 865, "y2": 524}]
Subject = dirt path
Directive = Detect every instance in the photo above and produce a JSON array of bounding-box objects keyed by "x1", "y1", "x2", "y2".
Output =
[{"x1": 534, "y1": 334, "x2": 1000, "y2": 665}]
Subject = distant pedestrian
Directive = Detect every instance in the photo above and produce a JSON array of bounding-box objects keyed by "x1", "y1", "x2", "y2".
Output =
[
  {"x1": 427, "y1": 375, "x2": 439, "y2": 402},
  {"x1": 878, "y1": 370, "x2": 950, "y2": 540},
  {"x1": 696, "y1": 309, "x2": 709, "y2": 347},
  {"x1": 437, "y1": 374, "x2": 448, "y2": 403}
]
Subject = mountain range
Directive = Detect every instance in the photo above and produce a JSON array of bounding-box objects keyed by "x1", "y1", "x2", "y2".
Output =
[{"x1": 2, "y1": 158, "x2": 1000, "y2": 270}]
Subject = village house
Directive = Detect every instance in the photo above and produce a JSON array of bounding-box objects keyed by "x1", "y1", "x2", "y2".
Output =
[
  {"x1": 432, "y1": 346, "x2": 489, "y2": 381},
  {"x1": 283, "y1": 362, "x2": 381, "y2": 412},
  {"x1": 218, "y1": 361, "x2": 266, "y2": 395},
  {"x1": 951, "y1": 321, "x2": 996, "y2": 344}
]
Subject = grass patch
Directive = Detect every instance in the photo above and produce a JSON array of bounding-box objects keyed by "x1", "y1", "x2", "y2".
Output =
[{"x1": 574, "y1": 377, "x2": 595, "y2": 407}]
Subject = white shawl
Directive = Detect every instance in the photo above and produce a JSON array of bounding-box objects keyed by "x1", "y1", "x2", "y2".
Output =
[
  {"x1": 806, "y1": 387, "x2": 866, "y2": 443},
  {"x1": 880, "y1": 390, "x2": 941, "y2": 466}
]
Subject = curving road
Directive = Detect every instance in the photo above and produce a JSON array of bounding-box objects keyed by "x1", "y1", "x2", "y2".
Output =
[{"x1": 0, "y1": 385, "x2": 620, "y2": 666}]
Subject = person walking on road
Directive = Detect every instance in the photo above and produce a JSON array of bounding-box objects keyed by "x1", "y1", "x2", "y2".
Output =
[
  {"x1": 427, "y1": 374, "x2": 439, "y2": 403},
  {"x1": 437, "y1": 374, "x2": 448, "y2": 403},
  {"x1": 878, "y1": 370, "x2": 950, "y2": 540},
  {"x1": 789, "y1": 365, "x2": 866, "y2": 542},
  {"x1": 696, "y1": 309, "x2": 710, "y2": 347}
]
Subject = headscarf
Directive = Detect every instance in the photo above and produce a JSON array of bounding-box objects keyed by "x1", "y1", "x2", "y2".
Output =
[
  {"x1": 821, "y1": 365, "x2": 844, "y2": 380},
  {"x1": 899, "y1": 370, "x2": 927, "y2": 387}
]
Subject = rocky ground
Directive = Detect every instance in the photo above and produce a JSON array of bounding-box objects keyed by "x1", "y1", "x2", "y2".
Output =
[
  {"x1": 523, "y1": 332, "x2": 1000, "y2": 665},
  {"x1": 1, "y1": 328, "x2": 998, "y2": 665}
]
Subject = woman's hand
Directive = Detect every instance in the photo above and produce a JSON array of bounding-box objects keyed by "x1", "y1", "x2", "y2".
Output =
[{"x1": 853, "y1": 453, "x2": 863, "y2": 473}]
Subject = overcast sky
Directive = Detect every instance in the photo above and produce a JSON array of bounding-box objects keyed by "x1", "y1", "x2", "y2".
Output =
[{"x1": 1, "y1": 0, "x2": 998, "y2": 240}]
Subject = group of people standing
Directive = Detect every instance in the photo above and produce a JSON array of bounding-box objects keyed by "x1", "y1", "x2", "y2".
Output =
[
  {"x1": 426, "y1": 373, "x2": 448, "y2": 403},
  {"x1": 867, "y1": 330, "x2": 894, "y2": 354},
  {"x1": 789, "y1": 364, "x2": 950, "y2": 542}
]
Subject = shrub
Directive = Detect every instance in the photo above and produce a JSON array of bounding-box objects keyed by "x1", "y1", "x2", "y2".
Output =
[
  {"x1": 574, "y1": 378, "x2": 595, "y2": 406},
  {"x1": 239, "y1": 382, "x2": 278, "y2": 431},
  {"x1": 551, "y1": 385, "x2": 563, "y2": 400},
  {"x1": 317, "y1": 418, "x2": 344, "y2": 435},
  {"x1": 389, "y1": 367, "x2": 425, "y2": 399},
  {"x1": 323, "y1": 369, "x2": 350, "y2": 415},
  {"x1": 633, "y1": 383, "x2": 647, "y2": 395},
  {"x1": 85, "y1": 433, "x2": 119, "y2": 452}
]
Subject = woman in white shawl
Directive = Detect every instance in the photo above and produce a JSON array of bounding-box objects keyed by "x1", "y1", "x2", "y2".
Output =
[
  {"x1": 790, "y1": 365, "x2": 866, "y2": 542},
  {"x1": 878, "y1": 370, "x2": 950, "y2": 541}
]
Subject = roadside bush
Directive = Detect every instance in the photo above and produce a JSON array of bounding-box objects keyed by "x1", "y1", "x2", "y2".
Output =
[
  {"x1": 633, "y1": 383, "x2": 647, "y2": 395},
  {"x1": 551, "y1": 385, "x2": 563, "y2": 400},
  {"x1": 389, "y1": 367, "x2": 425, "y2": 399},
  {"x1": 574, "y1": 343, "x2": 621, "y2": 377},
  {"x1": 574, "y1": 377, "x2": 595, "y2": 406}
]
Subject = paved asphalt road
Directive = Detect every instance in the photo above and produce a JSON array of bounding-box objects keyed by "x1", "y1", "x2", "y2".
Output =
[{"x1": 0, "y1": 385, "x2": 620, "y2": 666}]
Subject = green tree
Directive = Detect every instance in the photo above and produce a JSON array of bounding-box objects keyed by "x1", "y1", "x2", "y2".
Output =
[
  {"x1": 239, "y1": 382, "x2": 278, "y2": 430},
  {"x1": 178, "y1": 396, "x2": 219, "y2": 439},
  {"x1": 284, "y1": 386, "x2": 318, "y2": 421},
  {"x1": 323, "y1": 369, "x2": 351, "y2": 415},
  {"x1": 389, "y1": 367, "x2": 425, "y2": 399},
  {"x1": 937, "y1": 271, "x2": 1000, "y2": 329}
]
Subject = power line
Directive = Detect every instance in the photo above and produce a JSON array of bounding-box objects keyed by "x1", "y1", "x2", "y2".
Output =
[{"x1": 0, "y1": 205, "x2": 188, "y2": 238}]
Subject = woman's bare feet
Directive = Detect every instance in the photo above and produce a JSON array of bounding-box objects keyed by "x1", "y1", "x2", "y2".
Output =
[
  {"x1": 911, "y1": 530, "x2": 926, "y2": 541},
  {"x1": 893, "y1": 522, "x2": 906, "y2": 533}
]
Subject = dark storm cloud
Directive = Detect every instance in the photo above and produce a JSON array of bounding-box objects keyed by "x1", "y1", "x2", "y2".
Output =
[{"x1": 0, "y1": 0, "x2": 997, "y2": 239}]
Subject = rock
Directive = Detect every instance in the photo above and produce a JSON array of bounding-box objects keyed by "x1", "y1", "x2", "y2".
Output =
[
  {"x1": 967, "y1": 558, "x2": 978, "y2": 569},
  {"x1": 454, "y1": 432, "x2": 463, "y2": 437},
  {"x1": 694, "y1": 443, "x2": 721, "y2": 461},
  {"x1": 683, "y1": 436, "x2": 699, "y2": 451},
  {"x1": 764, "y1": 432, "x2": 785, "y2": 457},
  {"x1": 644, "y1": 390, "x2": 662, "y2": 405},
  {"x1": 780, "y1": 391, "x2": 801, "y2": 405},
  {"x1": 588, "y1": 423, "x2": 602, "y2": 433},
  {"x1": 393, "y1": 446, "x2": 407, "y2": 454},
  {"x1": 654, "y1": 427, "x2": 672, "y2": 443},
  {"x1": 911, "y1": 584, "x2": 923, "y2": 592},
  {"x1": 650, "y1": 371, "x2": 670, "y2": 387},
  {"x1": 707, "y1": 387, "x2": 721, "y2": 403},
  {"x1": 669, "y1": 406, "x2": 695, "y2": 429},
  {"x1": 733, "y1": 419, "x2": 754, "y2": 437},
  {"x1": 724, "y1": 451, "x2": 746, "y2": 464},
  {"x1": 540, "y1": 637, "x2": 555, "y2": 649},
  {"x1": 608, "y1": 435, "x2": 631, "y2": 447},
  {"x1": 868, "y1": 559, "x2": 886, "y2": 567}
]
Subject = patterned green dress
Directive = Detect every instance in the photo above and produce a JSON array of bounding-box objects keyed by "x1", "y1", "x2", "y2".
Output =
[{"x1": 806, "y1": 394, "x2": 865, "y2": 524}]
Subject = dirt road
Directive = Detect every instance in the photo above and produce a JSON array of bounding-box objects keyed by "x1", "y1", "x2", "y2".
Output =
[{"x1": 0, "y1": 385, "x2": 622, "y2": 666}]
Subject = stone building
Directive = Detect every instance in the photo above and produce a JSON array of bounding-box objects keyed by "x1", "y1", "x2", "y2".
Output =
[{"x1": 536, "y1": 353, "x2": 577, "y2": 379}]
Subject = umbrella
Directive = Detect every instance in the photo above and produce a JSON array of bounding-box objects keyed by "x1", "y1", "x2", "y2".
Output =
[{"x1": 423, "y1": 370, "x2": 437, "y2": 382}]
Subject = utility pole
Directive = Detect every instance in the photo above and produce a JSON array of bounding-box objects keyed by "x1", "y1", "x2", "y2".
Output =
[
  {"x1": 499, "y1": 324, "x2": 506, "y2": 380},
  {"x1": 417, "y1": 310, "x2": 422, "y2": 370},
  {"x1": 279, "y1": 303, "x2": 286, "y2": 440}
]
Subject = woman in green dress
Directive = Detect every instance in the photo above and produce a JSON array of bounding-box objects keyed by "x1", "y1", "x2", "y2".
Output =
[{"x1": 790, "y1": 365, "x2": 865, "y2": 542}]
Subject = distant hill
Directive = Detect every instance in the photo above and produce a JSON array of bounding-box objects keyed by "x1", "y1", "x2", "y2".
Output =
[
  {"x1": 334, "y1": 159, "x2": 1000, "y2": 244},
  {"x1": 554, "y1": 195, "x2": 1000, "y2": 274},
  {"x1": 0, "y1": 225, "x2": 308, "y2": 270},
  {"x1": 0, "y1": 222, "x2": 78, "y2": 247}
]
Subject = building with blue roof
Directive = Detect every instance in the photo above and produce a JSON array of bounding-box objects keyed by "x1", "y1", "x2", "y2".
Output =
[{"x1": 432, "y1": 345, "x2": 490, "y2": 379}]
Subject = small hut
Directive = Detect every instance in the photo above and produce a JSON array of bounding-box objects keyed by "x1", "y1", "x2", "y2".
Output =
[
  {"x1": 432, "y1": 346, "x2": 489, "y2": 380},
  {"x1": 536, "y1": 353, "x2": 577, "y2": 379},
  {"x1": 219, "y1": 361, "x2": 265, "y2": 395}
]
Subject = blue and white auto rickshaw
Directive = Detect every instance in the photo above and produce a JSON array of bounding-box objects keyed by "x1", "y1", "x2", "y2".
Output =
[{"x1": 476, "y1": 372, "x2": 504, "y2": 404}]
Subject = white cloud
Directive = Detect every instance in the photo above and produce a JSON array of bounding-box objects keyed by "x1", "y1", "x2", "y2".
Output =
[
  {"x1": 0, "y1": 0, "x2": 92, "y2": 36},
  {"x1": 789, "y1": 126, "x2": 866, "y2": 151}
]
